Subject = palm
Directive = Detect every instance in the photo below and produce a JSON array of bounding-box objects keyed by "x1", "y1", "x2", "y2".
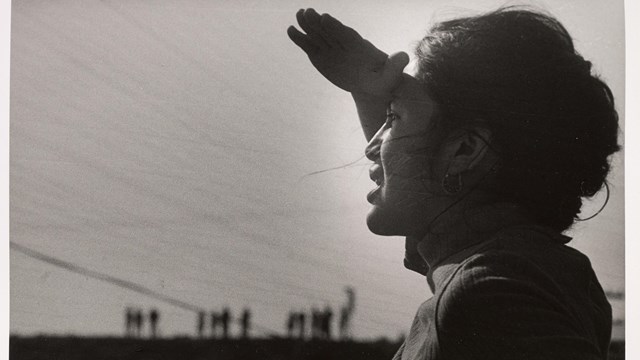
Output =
[{"x1": 288, "y1": 9, "x2": 407, "y2": 96}]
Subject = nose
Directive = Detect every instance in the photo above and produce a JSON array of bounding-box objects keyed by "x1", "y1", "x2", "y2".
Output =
[{"x1": 365, "y1": 124, "x2": 386, "y2": 161}]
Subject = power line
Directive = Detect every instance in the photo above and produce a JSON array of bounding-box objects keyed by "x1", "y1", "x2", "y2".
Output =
[
  {"x1": 10, "y1": 241, "x2": 281, "y2": 337},
  {"x1": 11, "y1": 241, "x2": 204, "y2": 312}
]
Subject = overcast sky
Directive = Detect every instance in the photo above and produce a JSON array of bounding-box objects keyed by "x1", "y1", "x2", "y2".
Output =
[{"x1": 9, "y1": 0, "x2": 624, "y2": 339}]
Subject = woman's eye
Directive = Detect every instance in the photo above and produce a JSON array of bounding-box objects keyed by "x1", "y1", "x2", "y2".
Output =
[{"x1": 386, "y1": 109, "x2": 399, "y2": 125}]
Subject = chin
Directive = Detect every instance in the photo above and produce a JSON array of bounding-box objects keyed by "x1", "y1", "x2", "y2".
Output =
[{"x1": 366, "y1": 207, "x2": 404, "y2": 236}]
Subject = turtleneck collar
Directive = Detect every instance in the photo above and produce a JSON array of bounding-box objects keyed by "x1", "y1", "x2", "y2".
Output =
[{"x1": 404, "y1": 202, "x2": 536, "y2": 291}]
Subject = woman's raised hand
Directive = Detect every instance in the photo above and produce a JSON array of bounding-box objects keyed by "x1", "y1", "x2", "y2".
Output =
[{"x1": 287, "y1": 8, "x2": 409, "y2": 97}]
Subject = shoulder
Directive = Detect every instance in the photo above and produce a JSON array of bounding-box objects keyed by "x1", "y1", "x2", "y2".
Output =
[
  {"x1": 433, "y1": 227, "x2": 607, "y2": 359},
  {"x1": 443, "y1": 226, "x2": 597, "y2": 297},
  {"x1": 438, "y1": 225, "x2": 594, "y2": 298}
]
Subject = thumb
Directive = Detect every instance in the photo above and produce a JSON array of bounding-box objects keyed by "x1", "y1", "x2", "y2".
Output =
[
  {"x1": 381, "y1": 51, "x2": 410, "y2": 88},
  {"x1": 388, "y1": 51, "x2": 410, "y2": 71}
]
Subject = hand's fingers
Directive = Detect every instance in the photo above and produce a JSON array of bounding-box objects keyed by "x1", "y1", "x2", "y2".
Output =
[
  {"x1": 316, "y1": 13, "x2": 342, "y2": 49},
  {"x1": 303, "y1": 8, "x2": 335, "y2": 49},
  {"x1": 319, "y1": 13, "x2": 363, "y2": 48},
  {"x1": 296, "y1": 9, "x2": 315, "y2": 35},
  {"x1": 302, "y1": 8, "x2": 323, "y2": 32},
  {"x1": 287, "y1": 26, "x2": 319, "y2": 55},
  {"x1": 295, "y1": 9, "x2": 330, "y2": 51}
]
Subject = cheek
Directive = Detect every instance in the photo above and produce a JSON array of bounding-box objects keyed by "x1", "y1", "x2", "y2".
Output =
[
  {"x1": 381, "y1": 158, "x2": 444, "y2": 219},
  {"x1": 381, "y1": 150, "x2": 433, "y2": 194},
  {"x1": 381, "y1": 133, "x2": 436, "y2": 173}
]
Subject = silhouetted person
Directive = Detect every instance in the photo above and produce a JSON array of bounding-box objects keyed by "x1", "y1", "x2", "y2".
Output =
[
  {"x1": 323, "y1": 306, "x2": 333, "y2": 339},
  {"x1": 197, "y1": 311, "x2": 206, "y2": 338},
  {"x1": 311, "y1": 307, "x2": 321, "y2": 339},
  {"x1": 220, "y1": 307, "x2": 231, "y2": 339},
  {"x1": 125, "y1": 307, "x2": 134, "y2": 337},
  {"x1": 286, "y1": 312, "x2": 296, "y2": 338},
  {"x1": 211, "y1": 311, "x2": 219, "y2": 338},
  {"x1": 298, "y1": 312, "x2": 306, "y2": 339},
  {"x1": 339, "y1": 307, "x2": 350, "y2": 340},
  {"x1": 149, "y1": 308, "x2": 159, "y2": 338},
  {"x1": 135, "y1": 309, "x2": 144, "y2": 338},
  {"x1": 240, "y1": 308, "x2": 251, "y2": 338},
  {"x1": 339, "y1": 287, "x2": 356, "y2": 340}
]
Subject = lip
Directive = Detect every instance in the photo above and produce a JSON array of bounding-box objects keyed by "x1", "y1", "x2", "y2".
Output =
[
  {"x1": 368, "y1": 163, "x2": 384, "y2": 204},
  {"x1": 367, "y1": 185, "x2": 381, "y2": 204},
  {"x1": 369, "y1": 163, "x2": 383, "y2": 186}
]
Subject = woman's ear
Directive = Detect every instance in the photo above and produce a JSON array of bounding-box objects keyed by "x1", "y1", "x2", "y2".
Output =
[{"x1": 442, "y1": 125, "x2": 493, "y2": 175}]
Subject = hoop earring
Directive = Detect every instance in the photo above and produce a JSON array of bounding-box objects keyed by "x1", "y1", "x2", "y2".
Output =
[
  {"x1": 576, "y1": 182, "x2": 611, "y2": 222},
  {"x1": 442, "y1": 173, "x2": 463, "y2": 195}
]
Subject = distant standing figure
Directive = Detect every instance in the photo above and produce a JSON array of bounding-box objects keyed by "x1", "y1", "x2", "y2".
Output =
[
  {"x1": 220, "y1": 307, "x2": 231, "y2": 339},
  {"x1": 297, "y1": 312, "x2": 306, "y2": 339},
  {"x1": 124, "y1": 307, "x2": 134, "y2": 337},
  {"x1": 149, "y1": 308, "x2": 160, "y2": 338},
  {"x1": 240, "y1": 308, "x2": 251, "y2": 338},
  {"x1": 197, "y1": 311, "x2": 206, "y2": 338},
  {"x1": 311, "y1": 307, "x2": 323, "y2": 339},
  {"x1": 339, "y1": 287, "x2": 356, "y2": 340},
  {"x1": 135, "y1": 309, "x2": 144, "y2": 338},
  {"x1": 286, "y1": 312, "x2": 296, "y2": 338},
  {"x1": 211, "y1": 311, "x2": 219, "y2": 338},
  {"x1": 323, "y1": 306, "x2": 333, "y2": 339}
]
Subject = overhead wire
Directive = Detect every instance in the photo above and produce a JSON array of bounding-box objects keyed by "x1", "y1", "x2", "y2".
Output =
[{"x1": 10, "y1": 241, "x2": 282, "y2": 337}]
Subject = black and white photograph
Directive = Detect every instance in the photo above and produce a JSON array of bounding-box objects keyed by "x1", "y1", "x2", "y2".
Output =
[{"x1": 6, "y1": 0, "x2": 628, "y2": 359}]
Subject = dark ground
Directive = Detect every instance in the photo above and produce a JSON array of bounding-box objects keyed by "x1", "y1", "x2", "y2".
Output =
[{"x1": 9, "y1": 336, "x2": 624, "y2": 360}]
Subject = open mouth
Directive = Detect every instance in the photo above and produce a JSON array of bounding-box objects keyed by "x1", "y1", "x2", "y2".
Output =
[
  {"x1": 368, "y1": 163, "x2": 384, "y2": 204},
  {"x1": 367, "y1": 185, "x2": 381, "y2": 204},
  {"x1": 369, "y1": 163, "x2": 383, "y2": 184}
]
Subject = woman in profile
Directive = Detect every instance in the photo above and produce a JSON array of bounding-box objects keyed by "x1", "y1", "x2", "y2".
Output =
[{"x1": 288, "y1": 6, "x2": 619, "y2": 360}]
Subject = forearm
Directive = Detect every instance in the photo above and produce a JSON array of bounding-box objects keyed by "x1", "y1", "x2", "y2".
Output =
[{"x1": 351, "y1": 92, "x2": 390, "y2": 141}]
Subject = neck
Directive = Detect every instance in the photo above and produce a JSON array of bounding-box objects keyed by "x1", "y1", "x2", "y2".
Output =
[{"x1": 414, "y1": 193, "x2": 532, "y2": 269}]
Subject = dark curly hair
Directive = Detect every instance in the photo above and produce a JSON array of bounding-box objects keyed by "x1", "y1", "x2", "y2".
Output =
[{"x1": 414, "y1": 7, "x2": 620, "y2": 232}]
